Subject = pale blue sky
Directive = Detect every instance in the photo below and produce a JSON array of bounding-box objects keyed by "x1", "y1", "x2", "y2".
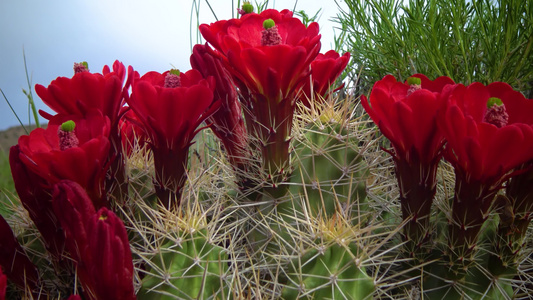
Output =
[{"x1": 0, "y1": 0, "x2": 342, "y2": 131}]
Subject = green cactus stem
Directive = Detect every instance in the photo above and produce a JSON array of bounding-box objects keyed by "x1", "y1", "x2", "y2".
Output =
[
  {"x1": 281, "y1": 242, "x2": 375, "y2": 299},
  {"x1": 289, "y1": 121, "x2": 368, "y2": 220},
  {"x1": 490, "y1": 165, "x2": 533, "y2": 276},
  {"x1": 137, "y1": 229, "x2": 229, "y2": 299}
]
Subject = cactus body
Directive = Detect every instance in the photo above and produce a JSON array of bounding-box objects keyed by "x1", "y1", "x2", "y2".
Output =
[
  {"x1": 282, "y1": 243, "x2": 375, "y2": 299},
  {"x1": 289, "y1": 121, "x2": 368, "y2": 220},
  {"x1": 138, "y1": 229, "x2": 229, "y2": 300}
]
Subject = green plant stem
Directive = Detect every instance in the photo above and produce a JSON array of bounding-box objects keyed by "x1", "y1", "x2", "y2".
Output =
[
  {"x1": 23, "y1": 48, "x2": 40, "y2": 128},
  {"x1": 1, "y1": 89, "x2": 28, "y2": 134}
]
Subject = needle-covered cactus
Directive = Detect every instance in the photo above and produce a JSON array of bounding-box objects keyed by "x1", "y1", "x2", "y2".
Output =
[
  {"x1": 137, "y1": 229, "x2": 230, "y2": 299},
  {"x1": 289, "y1": 112, "x2": 368, "y2": 220},
  {"x1": 282, "y1": 242, "x2": 375, "y2": 299}
]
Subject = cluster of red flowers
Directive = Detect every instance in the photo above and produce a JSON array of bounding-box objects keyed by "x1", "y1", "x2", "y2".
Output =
[
  {"x1": 362, "y1": 75, "x2": 533, "y2": 259},
  {"x1": 5, "y1": 61, "x2": 137, "y2": 299},
  {"x1": 200, "y1": 9, "x2": 350, "y2": 184},
  {"x1": 1, "y1": 4, "x2": 532, "y2": 297},
  {"x1": 0, "y1": 8, "x2": 349, "y2": 299}
]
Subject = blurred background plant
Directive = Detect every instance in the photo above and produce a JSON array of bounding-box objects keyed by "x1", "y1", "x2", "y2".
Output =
[{"x1": 334, "y1": 0, "x2": 533, "y2": 97}]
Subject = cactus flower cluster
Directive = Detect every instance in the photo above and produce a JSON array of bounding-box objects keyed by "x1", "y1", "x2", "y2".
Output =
[
  {"x1": 1, "y1": 5, "x2": 533, "y2": 300},
  {"x1": 362, "y1": 74, "x2": 533, "y2": 297}
]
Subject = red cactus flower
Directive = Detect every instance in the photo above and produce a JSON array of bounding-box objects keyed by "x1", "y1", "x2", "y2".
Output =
[
  {"x1": 36, "y1": 61, "x2": 138, "y2": 204},
  {"x1": 0, "y1": 214, "x2": 39, "y2": 292},
  {"x1": 200, "y1": 9, "x2": 321, "y2": 183},
  {"x1": 199, "y1": 9, "x2": 321, "y2": 101},
  {"x1": 128, "y1": 69, "x2": 219, "y2": 208},
  {"x1": 17, "y1": 111, "x2": 111, "y2": 208},
  {"x1": 300, "y1": 50, "x2": 351, "y2": 107},
  {"x1": 52, "y1": 181, "x2": 135, "y2": 300},
  {"x1": 36, "y1": 60, "x2": 131, "y2": 126},
  {"x1": 362, "y1": 74, "x2": 455, "y2": 252},
  {"x1": 438, "y1": 82, "x2": 533, "y2": 257},
  {"x1": 190, "y1": 44, "x2": 249, "y2": 176}
]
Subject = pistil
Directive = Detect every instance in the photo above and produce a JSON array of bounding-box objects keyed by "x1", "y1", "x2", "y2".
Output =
[
  {"x1": 483, "y1": 97, "x2": 509, "y2": 128},
  {"x1": 261, "y1": 19, "x2": 282, "y2": 46},
  {"x1": 164, "y1": 69, "x2": 181, "y2": 88},
  {"x1": 74, "y1": 62, "x2": 89, "y2": 74},
  {"x1": 406, "y1": 76, "x2": 422, "y2": 96},
  {"x1": 58, "y1": 120, "x2": 79, "y2": 150}
]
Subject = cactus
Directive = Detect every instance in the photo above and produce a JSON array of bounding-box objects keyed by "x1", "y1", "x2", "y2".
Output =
[
  {"x1": 137, "y1": 229, "x2": 230, "y2": 299},
  {"x1": 281, "y1": 242, "x2": 375, "y2": 299},
  {"x1": 289, "y1": 105, "x2": 368, "y2": 220}
]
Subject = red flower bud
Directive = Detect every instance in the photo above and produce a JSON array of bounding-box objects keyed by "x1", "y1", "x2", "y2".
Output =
[
  {"x1": 52, "y1": 182, "x2": 134, "y2": 299},
  {"x1": 190, "y1": 44, "x2": 249, "y2": 173},
  {"x1": 52, "y1": 180, "x2": 96, "y2": 263},
  {"x1": 86, "y1": 208, "x2": 135, "y2": 300}
]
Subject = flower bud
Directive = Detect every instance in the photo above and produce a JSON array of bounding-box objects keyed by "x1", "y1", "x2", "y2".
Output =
[
  {"x1": 87, "y1": 208, "x2": 136, "y2": 299},
  {"x1": 0, "y1": 214, "x2": 39, "y2": 291}
]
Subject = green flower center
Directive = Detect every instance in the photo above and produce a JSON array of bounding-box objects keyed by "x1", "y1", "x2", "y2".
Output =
[
  {"x1": 61, "y1": 120, "x2": 76, "y2": 132},
  {"x1": 58, "y1": 120, "x2": 79, "y2": 150},
  {"x1": 406, "y1": 76, "x2": 422, "y2": 96},
  {"x1": 261, "y1": 19, "x2": 282, "y2": 46},
  {"x1": 486, "y1": 97, "x2": 503, "y2": 108},
  {"x1": 406, "y1": 77, "x2": 422, "y2": 85},
  {"x1": 242, "y1": 2, "x2": 254, "y2": 14},
  {"x1": 263, "y1": 19, "x2": 275, "y2": 29},
  {"x1": 483, "y1": 97, "x2": 508, "y2": 128}
]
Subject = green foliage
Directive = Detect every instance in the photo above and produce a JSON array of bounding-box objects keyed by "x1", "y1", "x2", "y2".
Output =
[
  {"x1": 294, "y1": 8, "x2": 322, "y2": 27},
  {"x1": 22, "y1": 48, "x2": 40, "y2": 129},
  {"x1": 334, "y1": 0, "x2": 533, "y2": 96}
]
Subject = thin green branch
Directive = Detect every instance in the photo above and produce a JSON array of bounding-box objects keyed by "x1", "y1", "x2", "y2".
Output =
[
  {"x1": 1, "y1": 88, "x2": 28, "y2": 134},
  {"x1": 23, "y1": 48, "x2": 40, "y2": 128}
]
